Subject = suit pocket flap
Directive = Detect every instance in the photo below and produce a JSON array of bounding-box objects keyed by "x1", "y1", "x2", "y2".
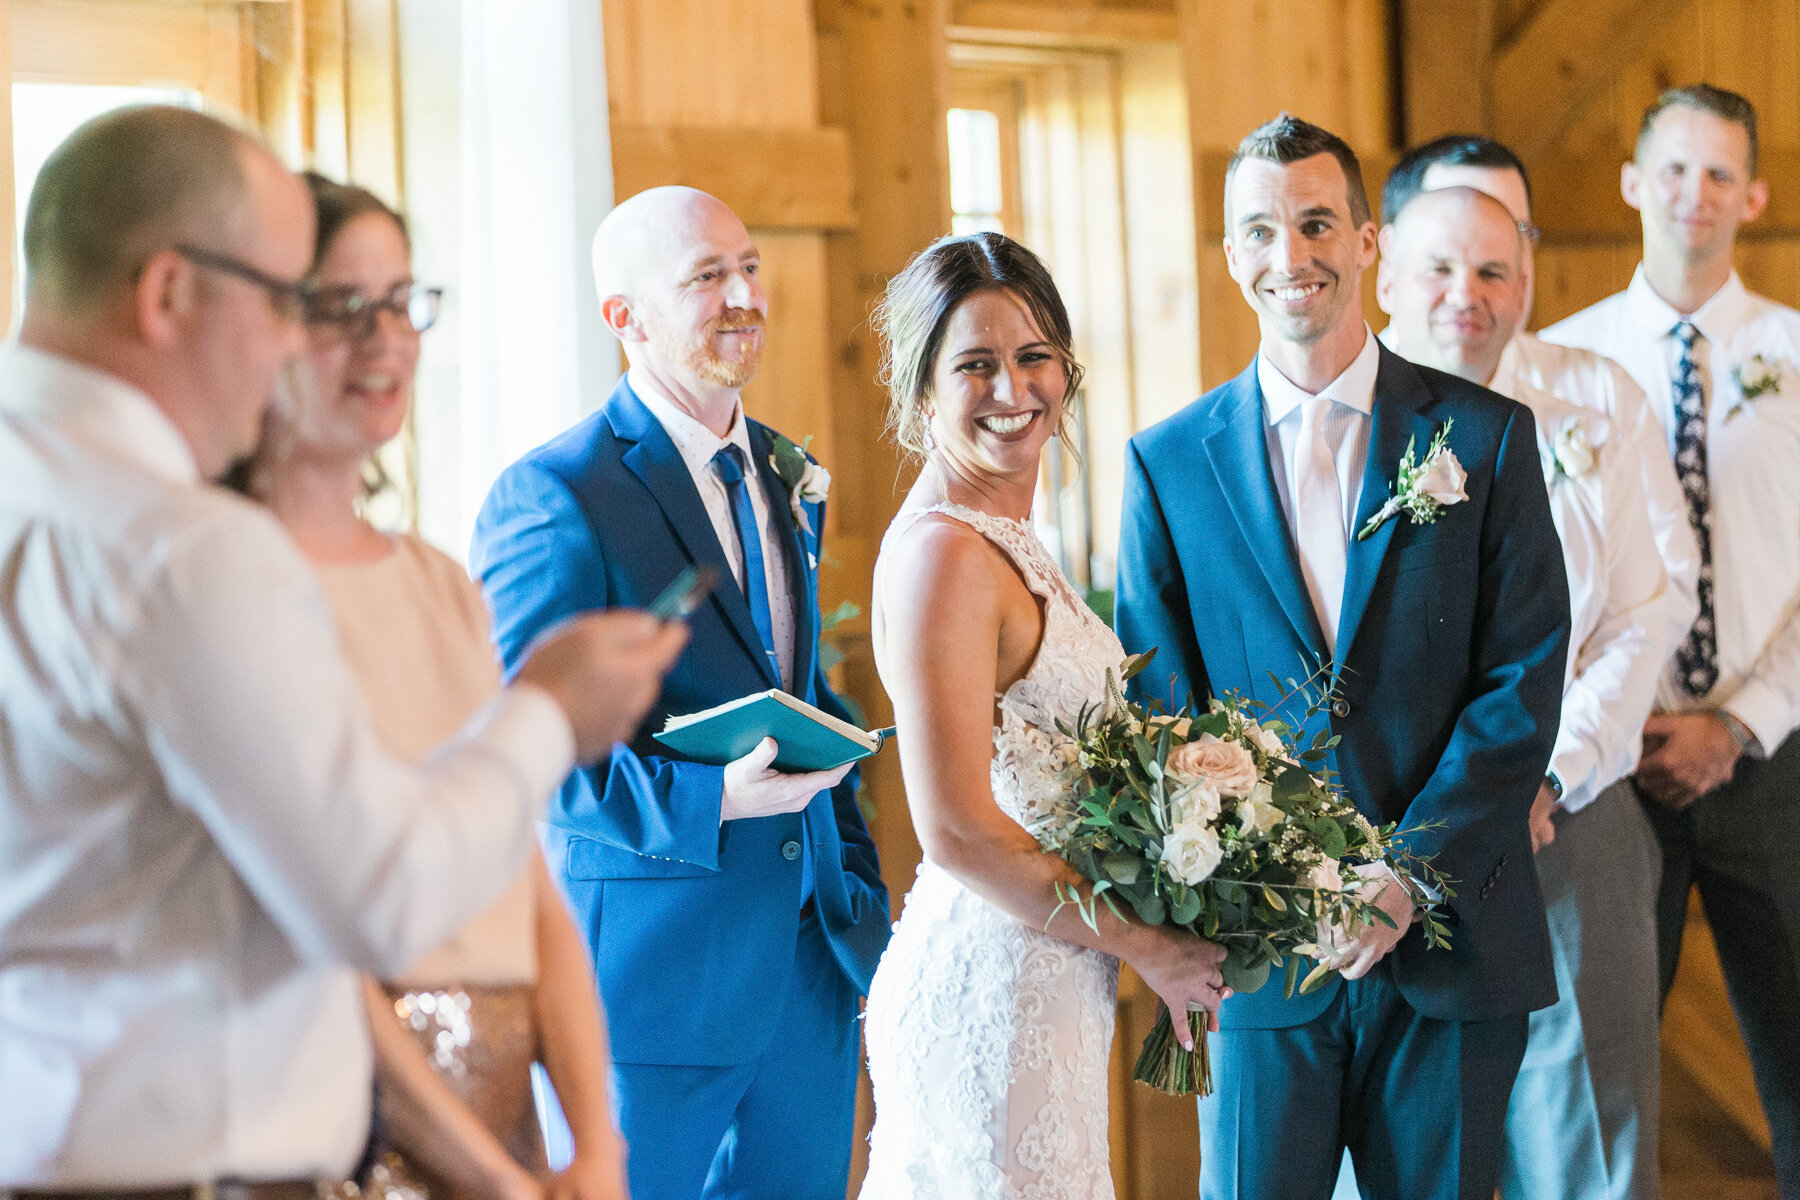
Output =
[{"x1": 565, "y1": 835, "x2": 718, "y2": 880}]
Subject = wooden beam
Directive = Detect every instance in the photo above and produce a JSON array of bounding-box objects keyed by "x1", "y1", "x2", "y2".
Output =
[
  {"x1": 609, "y1": 125, "x2": 856, "y2": 230},
  {"x1": 950, "y1": 0, "x2": 1177, "y2": 46},
  {"x1": 1489, "y1": 0, "x2": 1686, "y2": 164},
  {"x1": 1531, "y1": 148, "x2": 1800, "y2": 242},
  {"x1": 1398, "y1": 0, "x2": 1494, "y2": 144}
]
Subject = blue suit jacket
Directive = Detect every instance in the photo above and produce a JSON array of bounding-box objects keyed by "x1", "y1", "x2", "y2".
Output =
[
  {"x1": 471, "y1": 380, "x2": 889, "y2": 1066},
  {"x1": 1116, "y1": 346, "x2": 1568, "y2": 1028}
]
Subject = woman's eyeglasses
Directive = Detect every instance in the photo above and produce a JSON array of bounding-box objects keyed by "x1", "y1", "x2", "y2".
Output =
[{"x1": 304, "y1": 282, "x2": 444, "y2": 340}]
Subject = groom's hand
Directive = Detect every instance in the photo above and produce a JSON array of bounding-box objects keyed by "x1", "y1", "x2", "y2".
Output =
[
  {"x1": 1336, "y1": 865, "x2": 1415, "y2": 981},
  {"x1": 721, "y1": 737, "x2": 853, "y2": 821}
]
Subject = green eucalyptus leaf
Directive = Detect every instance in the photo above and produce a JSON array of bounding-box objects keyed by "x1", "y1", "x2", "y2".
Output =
[
  {"x1": 1101, "y1": 852, "x2": 1141, "y2": 886},
  {"x1": 1220, "y1": 953, "x2": 1272, "y2": 994}
]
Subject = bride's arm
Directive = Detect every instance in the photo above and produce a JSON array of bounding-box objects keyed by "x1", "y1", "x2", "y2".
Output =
[{"x1": 877, "y1": 519, "x2": 1228, "y2": 1039}]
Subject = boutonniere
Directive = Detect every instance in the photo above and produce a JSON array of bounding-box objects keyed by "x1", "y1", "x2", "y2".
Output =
[
  {"x1": 1551, "y1": 420, "x2": 1598, "y2": 483},
  {"x1": 1728, "y1": 354, "x2": 1786, "y2": 420},
  {"x1": 1356, "y1": 420, "x2": 1467, "y2": 541},
  {"x1": 767, "y1": 431, "x2": 831, "y2": 542}
]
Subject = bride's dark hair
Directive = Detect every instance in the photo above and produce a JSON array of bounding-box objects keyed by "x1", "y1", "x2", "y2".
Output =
[{"x1": 872, "y1": 231, "x2": 1085, "y2": 463}]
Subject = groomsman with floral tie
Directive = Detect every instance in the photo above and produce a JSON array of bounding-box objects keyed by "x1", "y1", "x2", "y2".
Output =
[
  {"x1": 1117, "y1": 114, "x2": 1570, "y2": 1199},
  {"x1": 1377, "y1": 185, "x2": 1690, "y2": 1200},
  {"x1": 1545, "y1": 83, "x2": 1800, "y2": 1194}
]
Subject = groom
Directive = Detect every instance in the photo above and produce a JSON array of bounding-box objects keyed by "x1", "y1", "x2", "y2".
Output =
[
  {"x1": 472, "y1": 186, "x2": 889, "y2": 1200},
  {"x1": 1116, "y1": 115, "x2": 1570, "y2": 1199}
]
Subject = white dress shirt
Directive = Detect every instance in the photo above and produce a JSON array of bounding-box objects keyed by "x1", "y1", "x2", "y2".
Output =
[
  {"x1": 1490, "y1": 376, "x2": 1689, "y2": 811},
  {"x1": 0, "y1": 345, "x2": 574, "y2": 1185},
  {"x1": 630, "y1": 368, "x2": 796, "y2": 690},
  {"x1": 1259, "y1": 328, "x2": 1380, "y2": 644},
  {"x1": 1497, "y1": 331, "x2": 1701, "y2": 656},
  {"x1": 1544, "y1": 268, "x2": 1800, "y2": 751}
]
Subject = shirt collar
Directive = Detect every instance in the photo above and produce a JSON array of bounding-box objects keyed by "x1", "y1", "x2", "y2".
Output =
[
  {"x1": 1623, "y1": 263, "x2": 1752, "y2": 344},
  {"x1": 628, "y1": 367, "x2": 756, "y2": 480},
  {"x1": 1258, "y1": 324, "x2": 1379, "y2": 426},
  {"x1": 0, "y1": 342, "x2": 198, "y2": 483}
]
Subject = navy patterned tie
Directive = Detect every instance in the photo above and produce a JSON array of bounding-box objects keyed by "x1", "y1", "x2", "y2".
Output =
[{"x1": 1671, "y1": 320, "x2": 1719, "y2": 697}]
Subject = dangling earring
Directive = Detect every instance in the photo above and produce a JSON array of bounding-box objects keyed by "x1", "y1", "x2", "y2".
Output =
[{"x1": 922, "y1": 409, "x2": 937, "y2": 453}]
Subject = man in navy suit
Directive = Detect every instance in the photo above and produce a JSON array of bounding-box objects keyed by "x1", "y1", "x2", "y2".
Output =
[
  {"x1": 471, "y1": 186, "x2": 888, "y2": 1200},
  {"x1": 1116, "y1": 115, "x2": 1570, "y2": 1199}
]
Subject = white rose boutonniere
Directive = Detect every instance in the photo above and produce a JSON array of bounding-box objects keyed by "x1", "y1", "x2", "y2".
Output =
[
  {"x1": 767, "y1": 431, "x2": 831, "y2": 539},
  {"x1": 1729, "y1": 354, "x2": 1785, "y2": 420},
  {"x1": 1356, "y1": 420, "x2": 1467, "y2": 540},
  {"x1": 1552, "y1": 420, "x2": 1597, "y2": 482}
]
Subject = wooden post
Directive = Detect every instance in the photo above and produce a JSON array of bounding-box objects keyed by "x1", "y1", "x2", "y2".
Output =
[{"x1": 815, "y1": 1, "x2": 950, "y2": 1190}]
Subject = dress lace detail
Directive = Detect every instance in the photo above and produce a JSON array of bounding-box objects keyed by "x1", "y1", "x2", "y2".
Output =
[{"x1": 859, "y1": 502, "x2": 1126, "y2": 1200}]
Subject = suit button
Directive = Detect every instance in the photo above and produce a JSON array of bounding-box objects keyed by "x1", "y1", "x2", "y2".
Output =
[
  {"x1": 1331, "y1": 698, "x2": 1351, "y2": 718},
  {"x1": 781, "y1": 840, "x2": 801, "y2": 861}
]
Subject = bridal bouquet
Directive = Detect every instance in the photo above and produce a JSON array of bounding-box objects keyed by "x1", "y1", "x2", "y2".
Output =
[{"x1": 1039, "y1": 652, "x2": 1452, "y2": 1096}]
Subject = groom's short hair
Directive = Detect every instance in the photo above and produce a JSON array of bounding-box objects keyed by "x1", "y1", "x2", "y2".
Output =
[{"x1": 1226, "y1": 113, "x2": 1372, "y2": 228}]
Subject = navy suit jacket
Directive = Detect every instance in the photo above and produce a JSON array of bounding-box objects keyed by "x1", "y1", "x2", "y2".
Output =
[
  {"x1": 1116, "y1": 345, "x2": 1568, "y2": 1028},
  {"x1": 470, "y1": 380, "x2": 889, "y2": 1066}
]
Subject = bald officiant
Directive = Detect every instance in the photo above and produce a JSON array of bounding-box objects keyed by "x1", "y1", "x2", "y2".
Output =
[{"x1": 471, "y1": 186, "x2": 889, "y2": 1200}]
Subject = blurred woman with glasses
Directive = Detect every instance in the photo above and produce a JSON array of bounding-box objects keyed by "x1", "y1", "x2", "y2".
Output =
[{"x1": 238, "y1": 173, "x2": 628, "y2": 1200}]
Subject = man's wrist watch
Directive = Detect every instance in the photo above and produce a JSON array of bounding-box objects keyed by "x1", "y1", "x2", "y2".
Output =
[
  {"x1": 1543, "y1": 771, "x2": 1564, "y2": 803},
  {"x1": 1715, "y1": 708, "x2": 1765, "y2": 760}
]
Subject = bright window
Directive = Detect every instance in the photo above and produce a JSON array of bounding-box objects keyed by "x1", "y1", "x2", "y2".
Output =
[{"x1": 947, "y1": 106, "x2": 1004, "y2": 235}]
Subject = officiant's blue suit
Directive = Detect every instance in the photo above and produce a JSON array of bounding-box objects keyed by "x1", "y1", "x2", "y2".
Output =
[
  {"x1": 1117, "y1": 345, "x2": 1570, "y2": 1200},
  {"x1": 471, "y1": 380, "x2": 889, "y2": 1200}
]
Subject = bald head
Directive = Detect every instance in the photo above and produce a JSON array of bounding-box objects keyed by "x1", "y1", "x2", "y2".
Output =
[
  {"x1": 1379, "y1": 186, "x2": 1526, "y2": 385},
  {"x1": 592, "y1": 186, "x2": 767, "y2": 406},
  {"x1": 24, "y1": 105, "x2": 275, "y2": 313}
]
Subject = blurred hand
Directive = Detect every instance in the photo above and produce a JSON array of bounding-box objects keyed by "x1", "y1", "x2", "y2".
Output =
[
  {"x1": 721, "y1": 737, "x2": 852, "y2": 821},
  {"x1": 1529, "y1": 781, "x2": 1558, "y2": 853},
  {"x1": 1335, "y1": 864, "x2": 1415, "y2": 981},
  {"x1": 1634, "y1": 712, "x2": 1740, "y2": 810},
  {"x1": 547, "y1": 1151, "x2": 629, "y2": 1200},
  {"x1": 1131, "y1": 928, "x2": 1231, "y2": 1050},
  {"x1": 515, "y1": 610, "x2": 688, "y2": 762}
]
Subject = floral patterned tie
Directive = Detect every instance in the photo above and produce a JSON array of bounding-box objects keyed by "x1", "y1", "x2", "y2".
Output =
[{"x1": 1671, "y1": 320, "x2": 1719, "y2": 697}]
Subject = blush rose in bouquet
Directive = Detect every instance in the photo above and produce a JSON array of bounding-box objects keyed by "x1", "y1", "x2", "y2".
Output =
[{"x1": 1038, "y1": 652, "x2": 1452, "y2": 1096}]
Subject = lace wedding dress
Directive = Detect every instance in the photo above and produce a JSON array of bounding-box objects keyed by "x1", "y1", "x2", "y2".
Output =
[{"x1": 860, "y1": 501, "x2": 1125, "y2": 1200}]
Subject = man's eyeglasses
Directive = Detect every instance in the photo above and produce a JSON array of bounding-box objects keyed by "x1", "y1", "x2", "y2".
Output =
[
  {"x1": 176, "y1": 244, "x2": 313, "y2": 322},
  {"x1": 304, "y1": 282, "x2": 444, "y2": 340},
  {"x1": 1517, "y1": 220, "x2": 1542, "y2": 245}
]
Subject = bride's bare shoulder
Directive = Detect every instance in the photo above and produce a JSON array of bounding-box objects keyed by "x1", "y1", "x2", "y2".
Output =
[{"x1": 878, "y1": 511, "x2": 1014, "y2": 617}]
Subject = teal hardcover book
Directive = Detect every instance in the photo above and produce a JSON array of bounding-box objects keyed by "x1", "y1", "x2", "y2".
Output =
[{"x1": 654, "y1": 690, "x2": 891, "y2": 773}]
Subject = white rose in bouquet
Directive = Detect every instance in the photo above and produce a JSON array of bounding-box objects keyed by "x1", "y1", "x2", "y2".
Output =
[
  {"x1": 1165, "y1": 732, "x2": 1259, "y2": 797},
  {"x1": 1161, "y1": 821, "x2": 1224, "y2": 887},
  {"x1": 1237, "y1": 782, "x2": 1283, "y2": 836},
  {"x1": 1173, "y1": 779, "x2": 1222, "y2": 825},
  {"x1": 1244, "y1": 720, "x2": 1287, "y2": 759}
]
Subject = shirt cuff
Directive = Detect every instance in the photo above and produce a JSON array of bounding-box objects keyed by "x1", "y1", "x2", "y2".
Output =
[
  {"x1": 463, "y1": 685, "x2": 578, "y2": 812},
  {"x1": 1721, "y1": 682, "x2": 1789, "y2": 760},
  {"x1": 1547, "y1": 738, "x2": 1601, "y2": 814}
]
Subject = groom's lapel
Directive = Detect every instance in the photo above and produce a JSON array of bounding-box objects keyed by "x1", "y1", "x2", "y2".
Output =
[
  {"x1": 1202, "y1": 363, "x2": 1328, "y2": 658},
  {"x1": 1334, "y1": 347, "x2": 1441, "y2": 665},
  {"x1": 610, "y1": 385, "x2": 781, "y2": 688}
]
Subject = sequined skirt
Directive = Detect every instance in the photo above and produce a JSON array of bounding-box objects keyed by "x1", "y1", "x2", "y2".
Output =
[{"x1": 352, "y1": 982, "x2": 548, "y2": 1199}]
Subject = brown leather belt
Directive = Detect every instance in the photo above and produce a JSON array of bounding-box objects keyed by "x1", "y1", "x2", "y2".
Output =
[{"x1": 1, "y1": 1182, "x2": 335, "y2": 1200}]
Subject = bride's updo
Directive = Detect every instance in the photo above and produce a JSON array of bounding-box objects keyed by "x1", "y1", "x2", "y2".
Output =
[{"x1": 872, "y1": 231, "x2": 1085, "y2": 462}]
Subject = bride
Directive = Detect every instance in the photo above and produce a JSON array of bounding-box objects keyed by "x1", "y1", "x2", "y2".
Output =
[{"x1": 859, "y1": 231, "x2": 1230, "y2": 1198}]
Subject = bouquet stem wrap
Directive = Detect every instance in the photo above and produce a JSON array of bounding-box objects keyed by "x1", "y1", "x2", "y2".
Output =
[{"x1": 1132, "y1": 1006, "x2": 1212, "y2": 1096}]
